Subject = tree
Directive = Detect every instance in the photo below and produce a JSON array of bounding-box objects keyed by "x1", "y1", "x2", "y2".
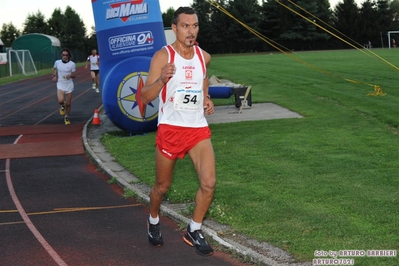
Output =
[
  {"x1": 85, "y1": 26, "x2": 98, "y2": 54},
  {"x1": 227, "y1": 0, "x2": 263, "y2": 52},
  {"x1": 332, "y1": 0, "x2": 361, "y2": 48},
  {"x1": 391, "y1": 0, "x2": 399, "y2": 29},
  {"x1": 358, "y1": 0, "x2": 379, "y2": 47},
  {"x1": 390, "y1": 0, "x2": 399, "y2": 46},
  {"x1": 59, "y1": 6, "x2": 87, "y2": 60},
  {"x1": 203, "y1": 0, "x2": 231, "y2": 53},
  {"x1": 260, "y1": 0, "x2": 332, "y2": 51},
  {"x1": 47, "y1": 6, "x2": 89, "y2": 59},
  {"x1": 375, "y1": 0, "x2": 394, "y2": 34},
  {"x1": 314, "y1": 0, "x2": 334, "y2": 49},
  {"x1": 22, "y1": 10, "x2": 49, "y2": 34},
  {"x1": 47, "y1": 8, "x2": 65, "y2": 40},
  {"x1": 260, "y1": 0, "x2": 288, "y2": 48},
  {"x1": 162, "y1": 7, "x2": 175, "y2": 28},
  {"x1": 191, "y1": 0, "x2": 214, "y2": 52},
  {"x1": 0, "y1": 23, "x2": 21, "y2": 47},
  {"x1": 277, "y1": 0, "x2": 331, "y2": 50}
]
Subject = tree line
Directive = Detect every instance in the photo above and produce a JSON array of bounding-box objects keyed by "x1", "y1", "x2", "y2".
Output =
[
  {"x1": 0, "y1": 6, "x2": 96, "y2": 62},
  {"x1": 1, "y1": 0, "x2": 399, "y2": 60},
  {"x1": 186, "y1": 0, "x2": 399, "y2": 54}
]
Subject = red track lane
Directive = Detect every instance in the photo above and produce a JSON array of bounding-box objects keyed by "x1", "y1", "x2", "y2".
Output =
[{"x1": 0, "y1": 68, "x2": 248, "y2": 266}]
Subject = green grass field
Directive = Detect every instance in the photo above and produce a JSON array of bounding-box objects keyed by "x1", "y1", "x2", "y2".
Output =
[
  {"x1": 3, "y1": 49, "x2": 397, "y2": 265},
  {"x1": 101, "y1": 49, "x2": 399, "y2": 265}
]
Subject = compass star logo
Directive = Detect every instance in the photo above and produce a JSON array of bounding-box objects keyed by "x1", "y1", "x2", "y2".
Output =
[{"x1": 117, "y1": 71, "x2": 158, "y2": 122}]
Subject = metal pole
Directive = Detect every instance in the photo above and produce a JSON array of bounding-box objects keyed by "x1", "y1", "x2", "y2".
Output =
[
  {"x1": 380, "y1": 32, "x2": 384, "y2": 48},
  {"x1": 8, "y1": 49, "x2": 12, "y2": 77}
]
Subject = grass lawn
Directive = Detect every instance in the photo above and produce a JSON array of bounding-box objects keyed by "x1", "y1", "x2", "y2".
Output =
[{"x1": 101, "y1": 49, "x2": 399, "y2": 265}]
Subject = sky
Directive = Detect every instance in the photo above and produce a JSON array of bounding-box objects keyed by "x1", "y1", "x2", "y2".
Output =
[{"x1": 1, "y1": 0, "x2": 362, "y2": 32}]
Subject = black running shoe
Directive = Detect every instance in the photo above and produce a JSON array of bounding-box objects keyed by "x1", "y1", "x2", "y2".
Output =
[
  {"x1": 147, "y1": 219, "x2": 164, "y2": 247},
  {"x1": 183, "y1": 225, "x2": 214, "y2": 257}
]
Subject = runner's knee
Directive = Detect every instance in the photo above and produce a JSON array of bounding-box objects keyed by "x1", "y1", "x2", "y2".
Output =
[
  {"x1": 153, "y1": 182, "x2": 170, "y2": 196},
  {"x1": 200, "y1": 177, "x2": 216, "y2": 193}
]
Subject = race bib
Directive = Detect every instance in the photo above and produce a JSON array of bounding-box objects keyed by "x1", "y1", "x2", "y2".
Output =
[{"x1": 173, "y1": 86, "x2": 203, "y2": 112}]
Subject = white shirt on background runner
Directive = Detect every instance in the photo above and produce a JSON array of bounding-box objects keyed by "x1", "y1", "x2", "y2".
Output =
[
  {"x1": 54, "y1": 60, "x2": 76, "y2": 92},
  {"x1": 87, "y1": 54, "x2": 100, "y2": 71}
]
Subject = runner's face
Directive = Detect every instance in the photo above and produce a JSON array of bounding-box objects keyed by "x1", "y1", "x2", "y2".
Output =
[
  {"x1": 61, "y1": 52, "x2": 69, "y2": 62},
  {"x1": 174, "y1": 13, "x2": 198, "y2": 47}
]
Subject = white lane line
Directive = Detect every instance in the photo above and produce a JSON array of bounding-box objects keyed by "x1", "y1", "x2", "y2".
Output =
[{"x1": 4, "y1": 136, "x2": 68, "y2": 266}]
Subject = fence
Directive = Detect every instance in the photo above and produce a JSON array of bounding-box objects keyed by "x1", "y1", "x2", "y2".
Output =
[{"x1": 0, "y1": 48, "x2": 88, "y2": 78}]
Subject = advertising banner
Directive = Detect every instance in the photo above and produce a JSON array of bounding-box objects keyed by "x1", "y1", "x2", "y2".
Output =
[{"x1": 91, "y1": 0, "x2": 166, "y2": 133}]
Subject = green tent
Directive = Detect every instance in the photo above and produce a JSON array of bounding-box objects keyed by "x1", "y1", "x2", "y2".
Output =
[{"x1": 12, "y1": 33, "x2": 61, "y2": 69}]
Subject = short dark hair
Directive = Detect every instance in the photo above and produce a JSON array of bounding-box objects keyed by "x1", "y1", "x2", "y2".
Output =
[{"x1": 172, "y1": 6, "x2": 196, "y2": 25}]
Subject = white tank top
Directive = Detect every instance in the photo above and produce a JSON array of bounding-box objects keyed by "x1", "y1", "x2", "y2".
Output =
[{"x1": 157, "y1": 45, "x2": 208, "y2": 128}]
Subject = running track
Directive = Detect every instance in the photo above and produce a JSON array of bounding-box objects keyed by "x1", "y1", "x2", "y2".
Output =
[{"x1": 0, "y1": 67, "x2": 246, "y2": 265}]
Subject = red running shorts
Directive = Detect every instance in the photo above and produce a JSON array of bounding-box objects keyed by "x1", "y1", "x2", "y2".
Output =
[{"x1": 156, "y1": 124, "x2": 211, "y2": 159}]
